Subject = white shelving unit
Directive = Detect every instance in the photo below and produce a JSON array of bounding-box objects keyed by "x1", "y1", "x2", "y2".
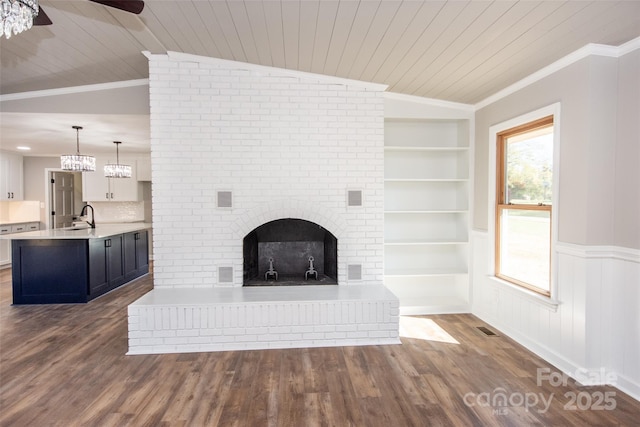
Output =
[{"x1": 384, "y1": 118, "x2": 471, "y2": 314}]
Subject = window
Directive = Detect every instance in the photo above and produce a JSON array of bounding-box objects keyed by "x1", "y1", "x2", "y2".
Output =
[{"x1": 495, "y1": 116, "x2": 553, "y2": 295}]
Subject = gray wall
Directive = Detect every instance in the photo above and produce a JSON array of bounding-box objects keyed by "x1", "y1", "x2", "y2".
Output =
[
  {"x1": 23, "y1": 156, "x2": 59, "y2": 226},
  {"x1": 614, "y1": 50, "x2": 640, "y2": 249},
  {"x1": 474, "y1": 53, "x2": 639, "y2": 249}
]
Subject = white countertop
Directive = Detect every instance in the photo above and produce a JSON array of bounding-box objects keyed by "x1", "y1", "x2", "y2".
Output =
[{"x1": 0, "y1": 223, "x2": 151, "y2": 240}]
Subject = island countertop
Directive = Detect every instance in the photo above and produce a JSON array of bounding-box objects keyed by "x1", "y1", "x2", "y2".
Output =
[{"x1": 0, "y1": 222, "x2": 151, "y2": 240}]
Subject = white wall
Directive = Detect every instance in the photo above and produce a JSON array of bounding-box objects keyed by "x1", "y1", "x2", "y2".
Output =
[
  {"x1": 471, "y1": 51, "x2": 640, "y2": 400},
  {"x1": 148, "y1": 53, "x2": 386, "y2": 289}
]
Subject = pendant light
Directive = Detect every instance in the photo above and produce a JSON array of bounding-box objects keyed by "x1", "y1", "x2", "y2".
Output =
[
  {"x1": 61, "y1": 126, "x2": 96, "y2": 172},
  {"x1": 104, "y1": 141, "x2": 132, "y2": 178}
]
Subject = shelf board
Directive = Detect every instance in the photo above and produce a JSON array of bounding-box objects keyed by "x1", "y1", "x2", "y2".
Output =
[
  {"x1": 384, "y1": 210, "x2": 468, "y2": 214},
  {"x1": 385, "y1": 268, "x2": 468, "y2": 277},
  {"x1": 384, "y1": 178, "x2": 469, "y2": 183},
  {"x1": 397, "y1": 297, "x2": 470, "y2": 315},
  {"x1": 384, "y1": 239, "x2": 468, "y2": 246},
  {"x1": 384, "y1": 146, "x2": 469, "y2": 152}
]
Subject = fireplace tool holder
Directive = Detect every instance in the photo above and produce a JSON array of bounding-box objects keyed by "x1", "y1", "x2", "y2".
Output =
[
  {"x1": 305, "y1": 256, "x2": 318, "y2": 280},
  {"x1": 265, "y1": 257, "x2": 278, "y2": 281}
]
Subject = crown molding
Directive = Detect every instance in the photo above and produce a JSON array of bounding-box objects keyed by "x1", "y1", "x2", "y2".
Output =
[
  {"x1": 475, "y1": 37, "x2": 640, "y2": 110},
  {"x1": 0, "y1": 79, "x2": 149, "y2": 102},
  {"x1": 383, "y1": 91, "x2": 474, "y2": 112}
]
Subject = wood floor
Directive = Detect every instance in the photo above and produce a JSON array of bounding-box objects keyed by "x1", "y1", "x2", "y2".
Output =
[{"x1": 1, "y1": 267, "x2": 638, "y2": 426}]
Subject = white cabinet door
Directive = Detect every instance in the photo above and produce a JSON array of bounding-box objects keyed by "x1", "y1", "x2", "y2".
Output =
[
  {"x1": 82, "y1": 157, "x2": 140, "y2": 202},
  {"x1": 82, "y1": 159, "x2": 111, "y2": 201},
  {"x1": 0, "y1": 151, "x2": 23, "y2": 201},
  {"x1": 110, "y1": 175, "x2": 140, "y2": 201},
  {"x1": 136, "y1": 156, "x2": 151, "y2": 181}
]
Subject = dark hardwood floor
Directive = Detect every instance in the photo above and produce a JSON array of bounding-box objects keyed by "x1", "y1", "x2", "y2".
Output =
[{"x1": 1, "y1": 266, "x2": 638, "y2": 426}]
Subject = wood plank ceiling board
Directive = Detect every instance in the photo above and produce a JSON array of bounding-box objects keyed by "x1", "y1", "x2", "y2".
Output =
[
  {"x1": 345, "y1": 0, "x2": 402, "y2": 80},
  {"x1": 439, "y1": 0, "x2": 579, "y2": 102},
  {"x1": 262, "y1": 0, "x2": 287, "y2": 69},
  {"x1": 47, "y1": 1, "x2": 145, "y2": 79},
  {"x1": 322, "y1": 0, "x2": 360, "y2": 76},
  {"x1": 171, "y1": 1, "x2": 221, "y2": 58},
  {"x1": 297, "y1": 1, "x2": 320, "y2": 73},
  {"x1": 401, "y1": 1, "x2": 517, "y2": 96},
  {"x1": 65, "y1": 1, "x2": 147, "y2": 79},
  {"x1": 238, "y1": 0, "x2": 274, "y2": 66},
  {"x1": 2, "y1": 0, "x2": 640, "y2": 104},
  {"x1": 281, "y1": 0, "x2": 301, "y2": 70},
  {"x1": 309, "y1": 1, "x2": 340, "y2": 74},
  {"x1": 334, "y1": 0, "x2": 381, "y2": 79},
  {"x1": 426, "y1": 0, "x2": 543, "y2": 100},
  {"x1": 355, "y1": 0, "x2": 425, "y2": 84},
  {"x1": 137, "y1": 2, "x2": 183, "y2": 53},
  {"x1": 370, "y1": 1, "x2": 454, "y2": 85},
  {"x1": 226, "y1": 0, "x2": 261, "y2": 65},
  {"x1": 453, "y1": 0, "x2": 630, "y2": 103},
  {"x1": 384, "y1": 1, "x2": 492, "y2": 95},
  {"x1": 188, "y1": 1, "x2": 232, "y2": 59},
  {"x1": 191, "y1": 0, "x2": 244, "y2": 60}
]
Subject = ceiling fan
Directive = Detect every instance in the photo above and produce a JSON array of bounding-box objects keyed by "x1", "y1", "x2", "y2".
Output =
[{"x1": 34, "y1": 1, "x2": 145, "y2": 26}]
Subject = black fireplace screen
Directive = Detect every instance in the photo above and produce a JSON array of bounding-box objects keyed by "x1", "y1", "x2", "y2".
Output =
[{"x1": 243, "y1": 218, "x2": 338, "y2": 285}]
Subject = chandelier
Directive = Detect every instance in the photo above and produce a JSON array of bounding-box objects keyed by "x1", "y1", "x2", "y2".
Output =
[
  {"x1": 1, "y1": 0, "x2": 39, "y2": 39},
  {"x1": 104, "y1": 141, "x2": 132, "y2": 178},
  {"x1": 61, "y1": 126, "x2": 96, "y2": 172}
]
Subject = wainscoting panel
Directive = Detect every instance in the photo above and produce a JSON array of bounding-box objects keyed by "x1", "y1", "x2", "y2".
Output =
[{"x1": 471, "y1": 230, "x2": 639, "y2": 401}]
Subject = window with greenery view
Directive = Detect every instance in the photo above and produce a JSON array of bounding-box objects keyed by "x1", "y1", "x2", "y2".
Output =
[{"x1": 496, "y1": 116, "x2": 553, "y2": 295}]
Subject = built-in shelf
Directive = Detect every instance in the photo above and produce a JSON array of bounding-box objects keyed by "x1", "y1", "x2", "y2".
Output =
[
  {"x1": 385, "y1": 268, "x2": 469, "y2": 277},
  {"x1": 384, "y1": 146, "x2": 469, "y2": 152},
  {"x1": 384, "y1": 239, "x2": 468, "y2": 246},
  {"x1": 384, "y1": 117, "x2": 471, "y2": 314}
]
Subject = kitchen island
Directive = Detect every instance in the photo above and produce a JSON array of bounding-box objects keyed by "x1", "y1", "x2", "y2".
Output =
[{"x1": 1, "y1": 223, "x2": 151, "y2": 304}]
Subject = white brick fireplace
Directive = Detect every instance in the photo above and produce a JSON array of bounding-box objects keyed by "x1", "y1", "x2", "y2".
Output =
[{"x1": 128, "y1": 52, "x2": 399, "y2": 354}]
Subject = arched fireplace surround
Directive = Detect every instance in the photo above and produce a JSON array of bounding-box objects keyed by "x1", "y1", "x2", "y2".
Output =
[{"x1": 243, "y1": 218, "x2": 338, "y2": 285}]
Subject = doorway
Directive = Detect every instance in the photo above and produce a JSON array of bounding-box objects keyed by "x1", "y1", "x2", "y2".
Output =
[{"x1": 48, "y1": 171, "x2": 83, "y2": 229}]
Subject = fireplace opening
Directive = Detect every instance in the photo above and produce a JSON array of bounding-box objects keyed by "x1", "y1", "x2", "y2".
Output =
[{"x1": 243, "y1": 219, "x2": 338, "y2": 286}]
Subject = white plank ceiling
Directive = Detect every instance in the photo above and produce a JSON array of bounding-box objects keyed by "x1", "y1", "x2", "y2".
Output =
[
  {"x1": 0, "y1": 0, "x2": 639, "y2": 155},
  {"x1": 2, "y1": 0, "x2": 639, "y2": 102}
]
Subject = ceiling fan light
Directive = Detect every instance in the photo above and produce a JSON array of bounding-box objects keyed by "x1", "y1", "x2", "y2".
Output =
[
  {"x1": 61, "y1": 125, "x2": 95, "y2": 172},
  {"x1": 104, "y1": 141, "x2": 132, "y2": 178}
]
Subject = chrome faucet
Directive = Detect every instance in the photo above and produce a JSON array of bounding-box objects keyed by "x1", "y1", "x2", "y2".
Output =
[{"x1": 80, "y1": 204, "x2": 96, "y2": 229}]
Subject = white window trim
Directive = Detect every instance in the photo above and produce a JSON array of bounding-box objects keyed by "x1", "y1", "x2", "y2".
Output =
[{"x1": 487, "y1": 103, "x2": 561, "y2": 306}]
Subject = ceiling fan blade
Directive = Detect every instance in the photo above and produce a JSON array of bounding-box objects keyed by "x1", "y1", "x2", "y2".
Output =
[
  {"x1": 33, "y1": 7, "x2": 53, "y2": 26},
  {"x1": 90, "y1": 0, "x2": 145, "y2": 15}
]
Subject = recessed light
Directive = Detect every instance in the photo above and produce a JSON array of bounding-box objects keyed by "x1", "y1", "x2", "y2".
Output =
[{"x1": 16, "y1": 146, "x2": 31, "y2": 151}]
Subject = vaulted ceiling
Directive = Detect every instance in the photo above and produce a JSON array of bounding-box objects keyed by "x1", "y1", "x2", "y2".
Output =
[
  {"x1": 3, "y1": 0, "x2": 640, "y2": 102},
  {"x1": 1, "y1": 0, "x2": 639, "y2": 155}
]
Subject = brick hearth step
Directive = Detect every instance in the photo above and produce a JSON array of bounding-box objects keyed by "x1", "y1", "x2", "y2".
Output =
[{"x1": 127, "y1": 285, "x2": 400, "y2": 354}]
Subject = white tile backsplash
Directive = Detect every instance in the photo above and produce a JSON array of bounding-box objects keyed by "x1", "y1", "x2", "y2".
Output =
[
  {"x1": 0, "y1": 201, "x2": 40, "y2": 224},
  {"x1": 88, "y1": 201, "x2": 145, "y2": 223}
]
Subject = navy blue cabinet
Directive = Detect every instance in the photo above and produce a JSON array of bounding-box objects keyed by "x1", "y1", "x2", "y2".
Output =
[
  {"x1": 124, "y1": 231, "x2": 149, "y2": 282},
  {"x1": 11, "y1": 230, "x2": 149, "y2": 304},
  {"x1": 88, "y1": 234, "x2": 125, "y2": 299}
]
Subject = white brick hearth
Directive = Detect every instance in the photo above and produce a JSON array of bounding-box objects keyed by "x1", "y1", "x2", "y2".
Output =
[
  {"x1": 128, "y1": 52, "x2": 398, "y2": 354},
  {"x1": 128, "y1": 285, "x2": 400, "y2": 354}
]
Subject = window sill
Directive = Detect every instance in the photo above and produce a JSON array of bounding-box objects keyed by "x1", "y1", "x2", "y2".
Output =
[{"x1": 487, "y1": 276, "x2": 560, "y2": 312}]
